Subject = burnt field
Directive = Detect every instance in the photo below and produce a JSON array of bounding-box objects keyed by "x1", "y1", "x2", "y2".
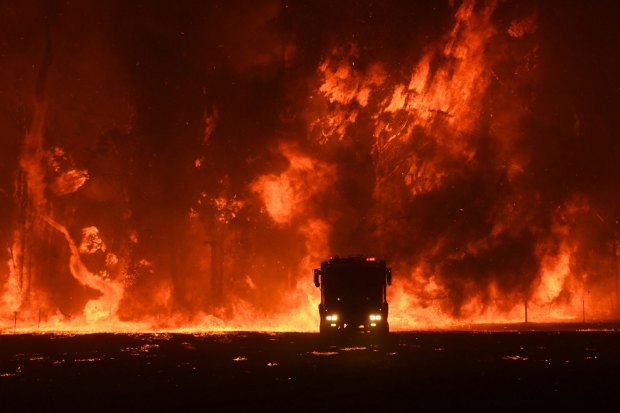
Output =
[{"x1": 1, "y1": 329, "x2": 620, "y2": 411}]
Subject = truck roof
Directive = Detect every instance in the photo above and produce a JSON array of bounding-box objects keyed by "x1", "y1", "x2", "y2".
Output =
[{"x1": 322, "y1": 255, "x2": 387, "y2": 267}]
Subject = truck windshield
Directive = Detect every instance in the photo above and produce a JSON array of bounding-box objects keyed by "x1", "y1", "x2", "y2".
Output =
[{"x1": 323, "y1": 266, "x2": 383, "y2": 306}]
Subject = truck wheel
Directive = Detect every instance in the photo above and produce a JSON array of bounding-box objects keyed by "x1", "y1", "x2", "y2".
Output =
[
  {"x1": 319, "y1": 321, "x2": 332, "y2": 335},
  {"x1": 320, "y1": 321, "x2": 337, "y2": 339}
]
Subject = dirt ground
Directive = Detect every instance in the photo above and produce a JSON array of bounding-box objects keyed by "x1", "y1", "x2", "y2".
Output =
[{"x1": 1, "y1": 329, "x2": 620, "y2": 411}]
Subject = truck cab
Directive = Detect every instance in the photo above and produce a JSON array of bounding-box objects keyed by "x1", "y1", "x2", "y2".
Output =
[{"x1": 314, "y1": 256, "x2": 392, "y2": 335}]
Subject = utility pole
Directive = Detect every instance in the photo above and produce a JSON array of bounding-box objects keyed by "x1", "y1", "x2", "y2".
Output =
[
  {"x1": 524, "y1": 299, "x2": 528, "y2": 323},
  {"x1": 615, "y1": 240, "x2": 619, "y2": 319},
  {"x1": 581, "y1": 270, "x2": 588, "y2": 323},
  {"x1": 582, "y1": 287, "x2": 588, "y2": 324}
]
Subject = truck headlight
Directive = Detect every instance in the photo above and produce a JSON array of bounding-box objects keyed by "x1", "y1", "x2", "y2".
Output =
[
  {"x1": 369, "y1": 314, "x2": 382, "y2": 321},
  {"x1": 326, "y1": 314, "x2": 338, "y2": 321}
]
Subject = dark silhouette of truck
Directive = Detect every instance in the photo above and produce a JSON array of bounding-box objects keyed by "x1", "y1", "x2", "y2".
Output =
[{"x1": 314, "y1": 256, "x2": 392, "y2": 335}]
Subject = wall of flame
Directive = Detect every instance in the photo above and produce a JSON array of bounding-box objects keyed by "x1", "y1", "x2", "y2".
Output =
[{"x1": 0, "y1": 0, "x2": 619, "y2": 332}]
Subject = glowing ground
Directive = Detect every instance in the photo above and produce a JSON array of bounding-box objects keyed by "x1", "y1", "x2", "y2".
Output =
[{"x1": 1, "y1": 329, "x2": 620, "y2": 411}]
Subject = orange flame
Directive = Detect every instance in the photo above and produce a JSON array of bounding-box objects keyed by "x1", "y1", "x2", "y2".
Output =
[{"x1": 2, "y1": 1, "x2": 618, "y2": 333}]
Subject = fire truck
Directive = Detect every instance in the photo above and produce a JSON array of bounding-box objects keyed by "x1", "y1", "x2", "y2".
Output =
[{"x1": 313, "y1": 256, "x2": 392, "y2": 335}]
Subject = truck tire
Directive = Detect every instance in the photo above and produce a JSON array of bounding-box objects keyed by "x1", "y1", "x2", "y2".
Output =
[{"x1": 319, "y1": 320, "x2": 331, "y2": 335}]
